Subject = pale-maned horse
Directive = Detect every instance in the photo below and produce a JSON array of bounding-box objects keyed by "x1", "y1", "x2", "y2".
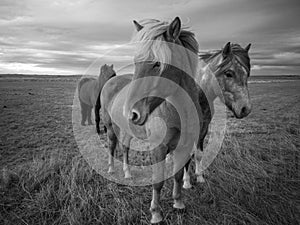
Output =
[
  {"x1": 78, "y1": 64, "x2": 115, "y2": 127},
  {"x1": 101, "y1": 17, "x2": 202, "y2": 223},
  {"x1": 182, "y1": 42, "x2": 252, "y2": 188}
]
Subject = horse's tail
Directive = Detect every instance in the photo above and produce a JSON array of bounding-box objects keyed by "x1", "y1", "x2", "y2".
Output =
[
  {"x1": 78, "y1": 78, "x2": 92, "y2": 102},
  {"x1": 95, "y1": 91, "x2": 101, "y2": 134},
  {"x1": 95, "y1": 74, "x2": 116, "y2": 134},
  {"x1": 96, "y1": 72, "x2": 116, "y2": 113}
]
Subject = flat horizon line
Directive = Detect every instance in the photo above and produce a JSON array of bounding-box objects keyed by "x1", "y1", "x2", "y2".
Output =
[{"x1": 1, "y1": 73, "x2": 300, "y2": 77}]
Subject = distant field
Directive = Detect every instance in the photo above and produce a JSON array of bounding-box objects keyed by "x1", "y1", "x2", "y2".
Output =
[{"x1": 0, "y1": 76, "x2": 299, "y2": 224}]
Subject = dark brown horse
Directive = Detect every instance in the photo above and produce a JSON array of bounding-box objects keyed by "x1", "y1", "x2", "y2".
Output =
[
  {"x1": 78, "y1": 64, "x2": 115, "y2": 127},
  {"x1": 101, "y1": 17, "x2": 202, "y2": 223},
  {"x1": 182, "y1": 42, "x2": 252, "y2": 188}
]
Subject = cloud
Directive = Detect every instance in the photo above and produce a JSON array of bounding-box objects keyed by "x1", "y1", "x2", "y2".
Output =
[
  {"x1": 0, "y1": 1, "x2": 27, "y2": 20},
  {"x1": 0, "y1": 0, "x2": 300, "y2": 75}
]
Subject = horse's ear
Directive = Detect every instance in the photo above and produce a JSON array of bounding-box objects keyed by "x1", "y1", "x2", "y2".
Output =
[
  {"x1": 245, "y1": 43, "x2": 251, "y2": 52},
  {"x1": 167, "y1": 17, "x2": 181, "y2": 41},
  {"x1": 133, "y1": 20, "x2": 143, "y2": 32},
  {"x1": 222, "y1": 42, "x2": 231, "y2": 57},
  {"x1": 110, "y1": 64, "x2": 113, "y2": 69}
]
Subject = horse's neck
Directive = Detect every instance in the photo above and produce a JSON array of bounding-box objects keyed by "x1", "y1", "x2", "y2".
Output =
[
  {"x1": 178, "y1": 73, "x2": 203, "y2": 123},
  {"x1": 180, "y1": 72, "x2": 200, "y2": 104},
  {"x1": 199, "y1": 65, "x2": 218, "y2": 105}
]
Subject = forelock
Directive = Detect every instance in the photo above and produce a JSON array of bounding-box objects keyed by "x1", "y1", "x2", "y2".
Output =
[
  {"x1": 132, "y1": 20, "x2": 171, "y2": 73},
  {"x1": 202, "y1": 44, "x2": 250, "y2": 75},
  {"x1": 131, "y1": 19, "x2": 199, "y2": 75}
]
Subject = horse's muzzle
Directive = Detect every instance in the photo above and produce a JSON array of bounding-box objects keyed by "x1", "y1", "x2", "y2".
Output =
[
  {"x1": 129, "y1": 108, "x2": 148, "y2": 125},
  {"x1": 234, "y1": 104, "x2": 252, "y2": 119}
]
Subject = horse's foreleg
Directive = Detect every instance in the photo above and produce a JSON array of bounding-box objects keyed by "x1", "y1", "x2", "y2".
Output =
[
  {"x1": 150, "y1": 145, "x2": 167, "y2": 224},
  {"x1": 107, "y1": 128, "x2": 117, "y2": 173},
  {"x1": 195, "y1": 141, "x2": 205, "y2": 183},
  {"x1": 122, "y1": 136, "x2": 132, "y2": 179}
]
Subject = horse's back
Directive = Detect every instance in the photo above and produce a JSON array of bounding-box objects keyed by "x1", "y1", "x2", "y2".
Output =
[
  {"x1": 101, "y1": 74, "x2": 133, "y2": 108},
  {"x1": 78, "y1": 77, "x2": 97, "y2": 106}
]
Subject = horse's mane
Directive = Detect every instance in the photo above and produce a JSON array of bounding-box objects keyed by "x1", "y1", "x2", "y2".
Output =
[
  {"x1": 198, "y1": 50, "x2": 219, "y2": 62},
  {"x1": 199, "y1": 44, "x2": 251, "y2": 74},
  {"x1": 132, "y1": 19, "x2": 199, "y2": 74}
]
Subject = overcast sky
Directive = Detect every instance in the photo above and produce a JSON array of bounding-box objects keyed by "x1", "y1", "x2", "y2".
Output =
[{"x1": 1, "y1": 0, "x2": 299, "y2": 75}]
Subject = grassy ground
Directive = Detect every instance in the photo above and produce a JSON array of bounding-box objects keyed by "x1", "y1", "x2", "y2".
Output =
[{"x1": 0, "y1": 77, "x2": 299, "y2": 225}]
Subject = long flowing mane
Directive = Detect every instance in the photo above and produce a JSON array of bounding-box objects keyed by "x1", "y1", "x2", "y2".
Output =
[
  {"x1": 199, "y1": 43, "x2": 251, "y2": 74},
  {"x1": 131, "y1": 19, "x2": 199, "y2": 76}
]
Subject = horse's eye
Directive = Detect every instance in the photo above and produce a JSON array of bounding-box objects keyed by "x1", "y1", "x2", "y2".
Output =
[
  {"x1": 153, "y1": 62, "x2": 160, "y2": 68},
  {"x1": 225, "y1": 71, "x2": 233, "y2": 78}
]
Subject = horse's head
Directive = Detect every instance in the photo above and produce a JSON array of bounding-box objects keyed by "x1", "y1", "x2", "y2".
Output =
[
  {"x1": 99, "y1": 64, "x2": 116, "y2": 86},
  {"x1": 201, "y1": 42, "x2": 252, "y2": 119},
  {"x1": 124, "y1": 17, "x2": 199, "y2": 125}
]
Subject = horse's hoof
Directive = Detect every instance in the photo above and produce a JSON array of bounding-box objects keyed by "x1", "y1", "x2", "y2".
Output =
[
  {"x1": 183, "y1": 181, "x2": 192, "y2": 189},
  {"x1": 124, "y1": 174, "x2": 132, "y2": 179},
  {"x1": 173, "y1": 200, "x2": 185, "y2": 209},
  {"x1": 150, "y1": 212, "x2": 163, "y2": 224},
  {"x1": 81, "y1": 123, "x2": 86, "y2": 126},
  {"x1": 166, "y1": 154, "x2": 172, "y2": 163},
  {"x1": 124, "y1": 171, "x2": 132, "y2": 179},
  {"x1": 88, "y1": 122, "x2": 93, "y2": 125},
  {"x1": 108, "y1": 167, "x2": 114, "y2": 174},
  {"x1": 197, "y1": 175, "x2": 205, "y2": 183}
]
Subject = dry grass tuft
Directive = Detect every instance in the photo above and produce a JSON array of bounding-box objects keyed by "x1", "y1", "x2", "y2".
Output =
[
  {"x1": 0, "y1": 78, "x2": 299, "y2": 224},
  {"x1": 1, "y1": 126, "x2": 298, "y2": 224}
]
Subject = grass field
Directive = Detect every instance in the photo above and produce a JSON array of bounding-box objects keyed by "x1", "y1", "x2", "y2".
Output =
[{"x1": 0, "y1": 76, "x2": 299, "y2": 225}]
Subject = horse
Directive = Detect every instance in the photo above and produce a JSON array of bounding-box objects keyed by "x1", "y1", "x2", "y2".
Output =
[
  {"x1": 101, "y1": 17, "x2": 202, "y2": 223},
  {"x1": 182, "y1": 42, "x2": 252, "y2": 188},
  {"x1": 99, "y1": 44, "x2": 252, "y2": 187},
  {"x1": 78, "y1": 64, "x2": 116, "y2": 127}
]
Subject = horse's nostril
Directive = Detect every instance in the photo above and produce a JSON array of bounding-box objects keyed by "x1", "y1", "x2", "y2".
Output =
[
  {"x1": 130, "y1": 109, "x2": 140, "y2": 122},
  {"x1": 241, "y1": 106, "x2": 247, "y2": 116},
  {"x1": 131, "y1": 112, "x2": 138, "y2": 121}
]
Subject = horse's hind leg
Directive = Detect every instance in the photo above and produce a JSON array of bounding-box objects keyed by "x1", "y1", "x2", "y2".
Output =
[
  {"x1": 122, "y1": 136, "x2": 132, "y2": 179},
  {"x1": 195, "y1": 140, "x2": 205, "y2": 183},
  {"x1": 107, "y1": 127, "x2": 117, "y2": 173},
  {"x1": 87, "y1": 106, "x2": 93, "y2": 125},
  {"x1": 183, "y1": 143, "x2": 196, "y2": 189},
  {"x1": 150, "y1": 144, "x2": 168, "y2": 224},
  {"x1": 80, "y1": 101, "x2": 88, "y2": 126},
  {"x1": 183, "y1": 158, "x2": 192, "y2": 189},
  {"x1": 172, "y1": 149, "x2": 186, "y2": 209}
]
